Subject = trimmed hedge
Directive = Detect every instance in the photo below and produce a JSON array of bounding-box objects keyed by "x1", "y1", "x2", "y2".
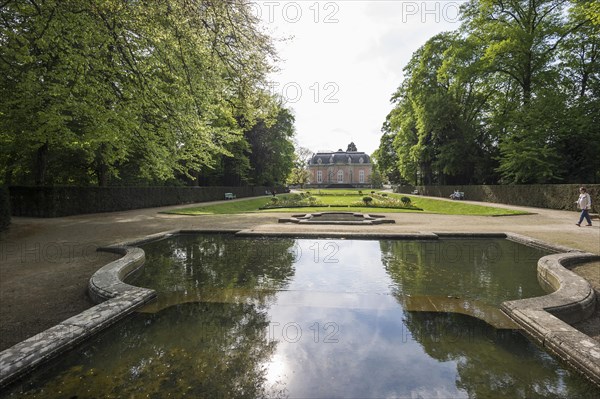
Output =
[
  {"x1": 9, "y1": 186, "x2": 280, "y2": 217},
  {"x1": 395, "y1": 184, "x2": 600, "y2": 212},
  {"x1": 0, "y1": 187, "x2": 10, "y2": 230}
]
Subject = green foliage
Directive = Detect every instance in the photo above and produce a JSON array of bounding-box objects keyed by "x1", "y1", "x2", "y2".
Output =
[
  {"x1": 370, "y1": 168, "x2": 384, "y2": 188},
  {"x1": 354, "y1": 194, "x2": 420, "y2": 209},
  {"x1": 363, "y1": 196, "x2": 373, "y2": 205},
  {"x1": 401, "y1": 197, "x2": 411, "y2": 206},
  {"x1": 372, "y1": 131, "x2": 404, "y2": 184},
  {"x1": 287, "y1": 167, "x2": 311, "y2": 187},
  {"x1": 378, "y1": 0, "x2": 600, "y2": 185},
  {"x1": 287, "y1": 144, "x2": 312, "y2": 188},
  {"x1": 260, "y1": 194, "x2": 323, "y2": 209},
  {"x1": 0, "y1": 1, "x2": 292, "y2": 187},
  {"x1": 244, "y1": 106, "x2": 296, "y2": 186}
]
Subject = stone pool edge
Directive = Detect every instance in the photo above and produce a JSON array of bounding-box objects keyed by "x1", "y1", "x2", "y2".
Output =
[
  {"x1": 0, "y1": 244, "x2": 157, "y2": 389},
  {"x1": 0, "y1": 229, "x2": 598, "y2": 389},
  {"x1": 502, "y1": 232, "x2": 600, "y2": 386}
]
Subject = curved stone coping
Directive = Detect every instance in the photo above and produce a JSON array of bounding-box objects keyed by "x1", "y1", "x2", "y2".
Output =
[
  {"x1": 88, "y1": 246, "x2": 149, "y2": 302},
  {"x1": 0, "y1": 246, "x2": 156, "y2": 389},
  {"x1": 501, "y1": 251, "x2": 600, "y2": 386}
]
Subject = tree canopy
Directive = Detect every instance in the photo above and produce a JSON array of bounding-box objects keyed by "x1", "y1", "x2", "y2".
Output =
[
  {"x1": 377, "y1": 0, "x2": 599, "y2": 185},
  {"x1": 0, "y1": 0, "x2": 295, "y2": 186}
]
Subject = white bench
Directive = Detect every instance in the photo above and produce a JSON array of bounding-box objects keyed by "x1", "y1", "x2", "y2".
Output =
[
  {"x1": 450, "y1": 191, "x2": 465, "y2": 200},
  {"x1": 224, "y1": 193, "x2": 236, "y2": 200}
]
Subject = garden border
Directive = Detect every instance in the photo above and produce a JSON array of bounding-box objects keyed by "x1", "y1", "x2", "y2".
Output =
[{"x1": 0, "y1": 230, "x2": 598, "y2": 389}]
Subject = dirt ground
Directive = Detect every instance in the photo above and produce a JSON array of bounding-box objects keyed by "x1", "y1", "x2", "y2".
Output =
[{"x1": 1, "y1": 197, "x2": 598, "y2": 351}]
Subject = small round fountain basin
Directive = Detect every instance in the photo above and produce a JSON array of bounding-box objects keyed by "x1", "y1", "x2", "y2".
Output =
[{"x1": 279, "y1": 212, "x2": 395, "y2": 225}]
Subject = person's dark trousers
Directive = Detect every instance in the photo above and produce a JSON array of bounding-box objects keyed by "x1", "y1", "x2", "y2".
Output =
[{"x1": 578, "y1": 209, "x2": 592, "y2": 225}]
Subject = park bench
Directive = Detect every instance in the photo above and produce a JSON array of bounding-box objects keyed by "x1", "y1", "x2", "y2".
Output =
[
  {"x1": 224, "y1": 192, "x2": 236, "y2": 200},
  {"x1": 450, "y1": 191, "x2": 465, "y2": 200}
]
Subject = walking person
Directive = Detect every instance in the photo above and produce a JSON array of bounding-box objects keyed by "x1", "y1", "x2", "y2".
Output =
[{"x1": 575, "y1": 187, "x2": 593, "y2": 227}]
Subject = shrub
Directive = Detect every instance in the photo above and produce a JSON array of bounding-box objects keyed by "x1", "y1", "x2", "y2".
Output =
[
  {"x1": 401, "y1": 196, "x2": 411, "y2": 206},
  {"x1": 371, "y1": 191, "x2": 375, "y2": 194},
  {"x1": 270, "y1": 197, "x2": 279, "y2": 203},
  {"x1": 0, "y1": 187, "x2": 10, "y2": 231},
  {"x1": 358, "y1": 190, "x2": 363, "y2": 195},
  {"x1": 363, "y1": 196, "x2": 373, "y2": 205},
  {"x1": 381, "y1": 193, "x2": 388, "y2": 197}
]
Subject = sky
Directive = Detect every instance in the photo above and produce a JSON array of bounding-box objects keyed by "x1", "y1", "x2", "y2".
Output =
[{"x1": 253, "y1": 0, "x2": 465, "y2": 156}]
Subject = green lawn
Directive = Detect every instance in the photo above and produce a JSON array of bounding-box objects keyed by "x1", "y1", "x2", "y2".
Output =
[
  {"x1": 164, "y1": 197, "x2": 277, "y2": 215},
  {"x1": 165, "y1": 190, "x2": 528, "y2": 216}
]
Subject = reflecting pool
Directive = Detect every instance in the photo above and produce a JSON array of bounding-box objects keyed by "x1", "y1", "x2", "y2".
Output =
[{"x1": 3, "y1": 235, "x2": 599, "y2": 398}]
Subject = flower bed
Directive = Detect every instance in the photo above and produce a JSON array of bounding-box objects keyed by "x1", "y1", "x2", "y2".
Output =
[{"x1": 260, "y1": 193, "x2": 324, "y2": 209}]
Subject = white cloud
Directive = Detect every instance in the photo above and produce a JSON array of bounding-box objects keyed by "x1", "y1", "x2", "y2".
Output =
[{"x1": 257, "y1": 1, "x2": 463, "y2": 155}]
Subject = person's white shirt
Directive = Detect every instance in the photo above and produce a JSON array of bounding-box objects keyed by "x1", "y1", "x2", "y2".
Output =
[{"x1": 577, "y1": 193, "x2": 591, "y2": 210}]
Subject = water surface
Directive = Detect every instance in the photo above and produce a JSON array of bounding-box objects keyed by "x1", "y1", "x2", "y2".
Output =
[{"x1": 3, "y1": 235, "x2": 598, "y2": 398}]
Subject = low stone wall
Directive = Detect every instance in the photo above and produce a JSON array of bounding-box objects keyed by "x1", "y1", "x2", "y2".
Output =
[
  {"x1": 395, "y1": 184, "x2": 600, "y2": 211},
  {"x1": 9, "y1": 185, "x2": 277, "y2": 217},
  {"x1": 501, "y1": 246, "x2": 600, "y2": 386}
]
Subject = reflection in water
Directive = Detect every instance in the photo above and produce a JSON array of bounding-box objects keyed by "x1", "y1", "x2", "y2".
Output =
[
  {"x1": 135, "y1": 235, "x2": 297, "y2": 312},
  {"x1": 403, "y1": 312, "x2": 581, "y2": 398},
  {"x1": 6, "y1": 302, "x2": 285, "y2": 398},
  {"x1": 379, "y1": 239, "x2": 550, "y2": 328},
  {"x1": 379, "y1": 239, "x2": 549, "y2": 306},
  {"x1": 3, "y1": 236, "x2": 599, "y2": 398},
  {"x1": 380, "y1": 239, "x2": 590, "y2": 398}
]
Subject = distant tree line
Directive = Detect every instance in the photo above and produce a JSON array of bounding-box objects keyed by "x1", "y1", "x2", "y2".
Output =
[
  {"x1": 373, "y1": 0, "x2": 600, "y2": 185},
  {"x1": 0, "y1": 0, "x2": 295, "y2": 187}
]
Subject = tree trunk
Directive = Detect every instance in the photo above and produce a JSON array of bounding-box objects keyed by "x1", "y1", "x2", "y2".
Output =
[
  {"x1": 34, "y1": 141, "x2": 49, "y2": 185},
  {"x1": 580, "y1": 71, "x2": 589, "y2": 99},
  {"x1": 95, "y1": 146, "x2": 109, "y2": 187}
]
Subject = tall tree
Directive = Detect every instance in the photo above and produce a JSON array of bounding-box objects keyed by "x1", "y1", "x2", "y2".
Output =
[
  {"x1": 0, "y1": 0, "x2": 278, "y2": 186},
  {"x1": 382, "y1": 32, "x2": 496, "y2": 185},
  {"x1": 461, "y1": 0, "x2": 580, "y2": 183},
  {"x1": 372, "y1": 128, "x2": 403, "y2": 185},
  {"x1": 245, "y1": 106, "x2": 296, "y2": 186},
  {"x1": 378, "y1": 0, "x2": 599, "y2": 185},
  {"x1": 287, "y1": 144, "x2": 312, "y2": 188}
]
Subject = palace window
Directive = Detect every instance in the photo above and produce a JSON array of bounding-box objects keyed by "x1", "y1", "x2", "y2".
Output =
[
  {"x1": 317, "y1": 170, "x2": 323, "y2": 183},
  {"x1": 359, "y1": 170, "x2": 365, "y2": 183},
  {"x1": 337, "y1": 170, "x2": 344, "y2": 183}
]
